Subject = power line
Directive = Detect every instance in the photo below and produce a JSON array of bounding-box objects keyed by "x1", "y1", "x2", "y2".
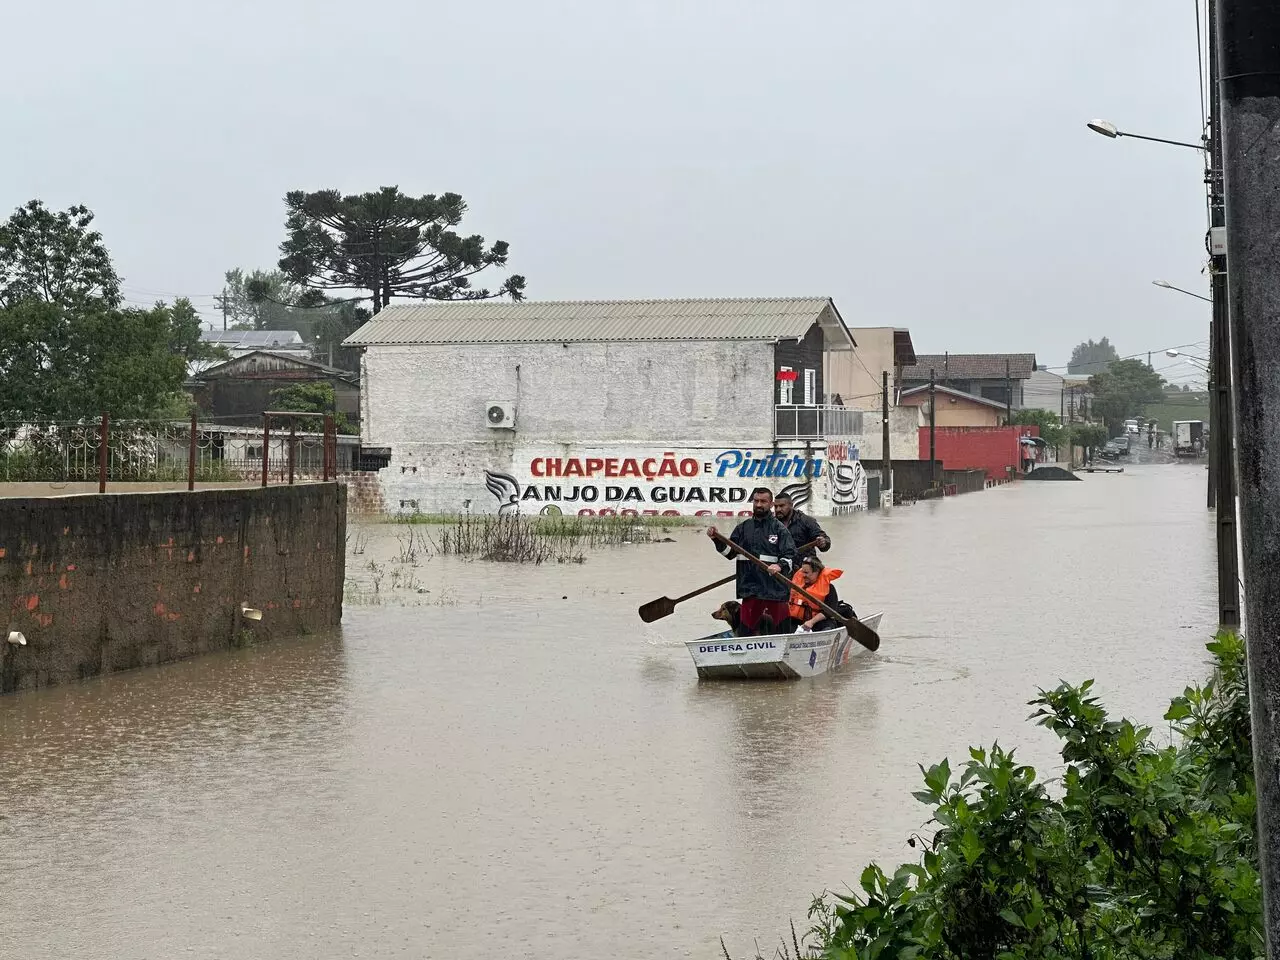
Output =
[{"x1": 1039, "y1": 339, "x2": 1210, "y2": 373}]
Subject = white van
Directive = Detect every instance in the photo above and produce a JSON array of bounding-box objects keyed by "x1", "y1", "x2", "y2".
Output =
[{"x1": 1124, "y1": 419, "x2": 1139, "y2": 435}]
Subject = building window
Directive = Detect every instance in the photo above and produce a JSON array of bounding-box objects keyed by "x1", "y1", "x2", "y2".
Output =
[
  {"x1": 980, "y1": 385, "x2": 1010, "y2": 405},
  {"x1": 779, "y1": 366, "x2": 793, "y2": 405},
  {"x1": 803, "y1": 368, "x2": 816, "y2": 406}
]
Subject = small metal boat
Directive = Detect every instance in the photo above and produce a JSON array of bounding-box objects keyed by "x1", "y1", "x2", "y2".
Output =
[{"x1": 685, "y1": 612, "x2": 884, "y2": 680}]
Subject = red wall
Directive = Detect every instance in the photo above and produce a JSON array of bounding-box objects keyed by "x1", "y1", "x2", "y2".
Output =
[{"x1": 918, "y1": 426, "x2": 1039, "y2": 481}]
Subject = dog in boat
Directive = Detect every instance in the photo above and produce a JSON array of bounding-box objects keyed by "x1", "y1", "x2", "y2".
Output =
[{"x1": 711, "y1": 600, "x2": 797, "y2": 637}]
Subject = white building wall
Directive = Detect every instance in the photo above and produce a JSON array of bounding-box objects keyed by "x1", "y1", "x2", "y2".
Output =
[
  {"x1": 360, "y1": 340, "x2": 874, "y2": 516},
  {"x1": 843, "y1": 406, "x2": 924, "y2": 463},
  {"x1": 1021, "y1": 369, "x2": 1065, "y2": 417},
  {"x1": 826, "y1": 327, "x2": 898, "y2": 411}
]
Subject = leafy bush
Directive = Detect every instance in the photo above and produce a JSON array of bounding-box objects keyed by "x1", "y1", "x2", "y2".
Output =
[{"x1": 758, "y1": 633, "x2": 1261, "y2": 959}]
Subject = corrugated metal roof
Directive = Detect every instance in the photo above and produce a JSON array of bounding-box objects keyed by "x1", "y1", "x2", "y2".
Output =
[
  {"x1": 200, "y1": 329, "x2": 306, "y2": 348},
  {"x1": 343, "y1": 297, "x2": 848, "y2": 346}
]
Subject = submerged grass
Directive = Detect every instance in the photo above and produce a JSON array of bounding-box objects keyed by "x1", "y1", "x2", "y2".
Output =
[
  {"x1": 385, "y1": 511, "x2": 701, "y2": 529},
  {"x1": 432, "y1": 513, "x2": 673, "y2": 563}
]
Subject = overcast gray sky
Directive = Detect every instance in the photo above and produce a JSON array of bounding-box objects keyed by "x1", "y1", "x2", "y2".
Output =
[{"x1": 4, "y1": 0, "x2": 1211, "y2": 380}]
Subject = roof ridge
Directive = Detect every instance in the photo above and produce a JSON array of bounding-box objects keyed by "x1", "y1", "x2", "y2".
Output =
[{"x1": 365, "y1": 295, "x2": 832, "y2": 310}]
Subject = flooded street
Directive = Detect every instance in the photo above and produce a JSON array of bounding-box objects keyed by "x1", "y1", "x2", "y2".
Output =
[{"x1": 1, "y1": 464, "x2": 1219, "y2": 959}]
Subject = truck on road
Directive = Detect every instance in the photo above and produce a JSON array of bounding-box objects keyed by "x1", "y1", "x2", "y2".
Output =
[{"x1": 1173, "y1": 420, "x2": 1205, "y2": 457}]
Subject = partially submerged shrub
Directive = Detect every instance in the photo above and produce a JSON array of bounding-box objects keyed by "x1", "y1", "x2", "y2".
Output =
[{"x1": 744, "y1": 633, "x2": 1261, "y2": 960}]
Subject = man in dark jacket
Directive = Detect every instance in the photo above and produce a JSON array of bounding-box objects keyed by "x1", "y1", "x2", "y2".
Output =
[
  {"x1": 706, "y1": 487, "x2": 797, "y2": 635},
  {"x1": 773, "y1": 492, "x2": 831, "y2": 560}
]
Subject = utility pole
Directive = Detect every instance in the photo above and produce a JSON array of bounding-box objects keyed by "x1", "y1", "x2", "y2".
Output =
[
  {"x1": 929, "y1": 369, "x2": 938, "y2": 487},
  {"x1": 1068, "y1": 386, "x2": 1076, "y2": 467},
  {"x1": 1005, "y1": 358, "x2": 1013, "y2": 425},
  {"x1": 1060, "y1": 388, "x2": 1066, "y2": 463},
  {"x1": 881, "y1": 370, "x2": 892, "y2": 505},
  {"x1": 1208, "y1": 0, "x2": 1241, "y2": 628},
  {"x1": 1216, "y1": 0, "x2": 1280, "y2": 952},
  {"x1": 220, "y1": 285, "x2": 230, "y2": 331}
]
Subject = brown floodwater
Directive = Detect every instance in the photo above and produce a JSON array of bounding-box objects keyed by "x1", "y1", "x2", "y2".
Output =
[{"x1": 0, "y1": 464, "x2": 1220, "y2": 959}]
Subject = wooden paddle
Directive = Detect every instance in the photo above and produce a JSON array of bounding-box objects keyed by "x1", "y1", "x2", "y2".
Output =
[
  {"x1": 636, "y1": 538, "x2": 823, "y2": 623},
  {"x1": 710, "y1": 532, "x2": 880, "y2": 653}
]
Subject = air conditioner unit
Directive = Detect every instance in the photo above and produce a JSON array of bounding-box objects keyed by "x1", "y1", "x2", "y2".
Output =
[{"x1": 485, "y1": 401, "x2": 516, "y2": 429}]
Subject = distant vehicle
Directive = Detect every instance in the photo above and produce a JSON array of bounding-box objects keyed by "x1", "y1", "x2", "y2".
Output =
[
  {"x1": 1125, "y1": 419, "x2": 1139, "y2": 435},
  {"x1": 1173, "y1": 420, "x2": 1205, "y2": 457},
  {"x1": 1100, "y1": 437, "x2": 1130, "y2": 459}
]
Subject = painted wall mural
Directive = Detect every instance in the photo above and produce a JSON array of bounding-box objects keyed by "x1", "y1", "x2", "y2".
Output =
[
  {"x1": 480, "y1": 448, "x2": 839, "y2": 516},
  {"x1": 825, "y1": 440, "x2": 867, "y2": 512}
]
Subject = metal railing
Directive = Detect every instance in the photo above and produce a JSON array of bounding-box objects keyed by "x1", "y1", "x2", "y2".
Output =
[
  {"x1": 774, "y1": 405, "x2": 865, "y2": 440},
  {"x1": 0, "y1": 413, "x2": 346, "y2": 490}
]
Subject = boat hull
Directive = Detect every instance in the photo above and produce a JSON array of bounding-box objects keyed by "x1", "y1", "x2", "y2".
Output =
[{"x1": 685, "y1": 612, "x2": 884, "y2": 680}]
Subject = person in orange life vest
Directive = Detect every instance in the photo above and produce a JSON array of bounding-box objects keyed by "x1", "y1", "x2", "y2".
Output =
[{"x1": 789, "y1": 556, "x2": 845, "y2": 632}]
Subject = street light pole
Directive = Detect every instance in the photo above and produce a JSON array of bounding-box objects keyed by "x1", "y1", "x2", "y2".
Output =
[
  {"x1": 1153, "y1": 279, "x2": 1214, "y2": 303},
  {"x1": 1207, "y1": 0, "x2": 1240, "y2": 628},
  {"x1": 1086, "y1": 119, "x2": 1207, "y2": 151},
  {"x1": 1216, "y1": 0, "x2": 1280, "y2": 953}
]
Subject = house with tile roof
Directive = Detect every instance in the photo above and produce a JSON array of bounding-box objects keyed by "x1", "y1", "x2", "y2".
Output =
[{"x1": 898, "y1": 353, "x2": 1038, "y2": 411}]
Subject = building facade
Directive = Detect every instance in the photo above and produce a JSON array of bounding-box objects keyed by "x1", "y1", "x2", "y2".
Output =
[
  {"x1": 189, "y1": 351, "x2": 360, "y2": 425},
  {"x1": 346, "y1": 297, "x2": 893, "y2": 517},
  {"x1": 1022, "y1": 368, "x2": 1067, "y2": 418},
  {"x1": 899, "y1": 353, "x2": 1037, "y2": 410},
  {"x1": 898, "y1": 383, "x2": 1008, "y2": 427},
  {"x1": 825, "y1": 327, "x2": 917, "y2": 412}
]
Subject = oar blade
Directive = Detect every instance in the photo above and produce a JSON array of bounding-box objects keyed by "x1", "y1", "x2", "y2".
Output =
[
  {"x1": 637, "y1": 597, "x2": 676, "y2": 623},
  {"x1": 847, "y1": 619, "x2": 880, "y2": 652}
]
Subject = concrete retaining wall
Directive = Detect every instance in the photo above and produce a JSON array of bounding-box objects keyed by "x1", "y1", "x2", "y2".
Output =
[{"x1": 0, "y1": 484, "x2": 346, "y2": 694}]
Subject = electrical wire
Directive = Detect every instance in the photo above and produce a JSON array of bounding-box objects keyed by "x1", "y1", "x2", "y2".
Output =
[{"x1": 1038, "y1": 339, "x2": 1210, "y2": 373}]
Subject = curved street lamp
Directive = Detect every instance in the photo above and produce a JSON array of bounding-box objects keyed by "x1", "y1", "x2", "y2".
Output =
[
  {"x1": 1153, "y1": 279, "x2": 1213, "y2": 303},
  {"x1": 1166, "y1": 348, "x2": 1210, "y2": 369},
  {"x1": 1087, "y1": 119, "x2": 1207, "y2": 152}
]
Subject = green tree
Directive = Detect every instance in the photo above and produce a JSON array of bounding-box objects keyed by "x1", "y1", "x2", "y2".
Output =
[
  {"x1": 1009, "y1": 408, "x2": 1063, "y2": 448},
  {"x1": 213, "y1": 267, "x2": 304, "y2": 330},
  {"x1": 0, "y1": 201, "x2": 207, "y2": 421},
  {"x1": 277, "y1": 186, "x2": 526, "y2": 313},
  {"x1": 0, "y1": 298, "x2": 197, "y2": 420},
  {"x1": 1067, "y1": 337, "x2": 1120, "y2": 376},
  {"x1": 0, "y1": 200, "x2": 121, "y2": 309},
  {"x1": 1089, "y1": 359, "x2": 1166, "y2": 434},
  {"x1": 269, "y1": 381, "x2": 357, "y2": 434}
]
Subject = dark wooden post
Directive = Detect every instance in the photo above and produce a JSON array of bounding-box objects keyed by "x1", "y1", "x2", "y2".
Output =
[
  {"x1": 98, "y1": 413, "x2": 109, "y2": 494},
  {"x1": 287, "y1": 420, "x2": 296, "y2": 485},
  {"x1": 261, "y1": 414, "x2": 271, "y2": 488},
  {"x1": 187, "y1": 411, "x2": 197, "y2": 491}
]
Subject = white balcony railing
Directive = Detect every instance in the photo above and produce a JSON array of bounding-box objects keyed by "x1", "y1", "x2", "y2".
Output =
[{"x1": 774, "y1": 405, "x2": 865, "y2": 440}]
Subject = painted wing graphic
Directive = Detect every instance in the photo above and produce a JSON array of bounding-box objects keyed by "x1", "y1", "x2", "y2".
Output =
[
  {"x1": 777, "y1": 481, "x2": 811, "y2": 510},
  {"x1": 483, "y1": 470, "x2": 521, "y2": 515}
]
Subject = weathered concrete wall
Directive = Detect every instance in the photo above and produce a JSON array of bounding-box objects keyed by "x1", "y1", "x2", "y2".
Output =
[
  {"x1": 844, "y1": 406, "x2": 923, "y2": 465},
  {"x1": 0, "y1": 484, "x2": 346, "y2": 694},
  {"x1": 827, "y1": 327, "x2": 899, "y2": 412},
  {"x1": 360, "y1": 340, "x2": 775, "y2": 447}
]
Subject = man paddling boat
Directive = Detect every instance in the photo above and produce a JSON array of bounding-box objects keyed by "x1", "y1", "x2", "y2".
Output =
[
  {"x1": 773, "y1": 492, "x2": 830, "y2": 560},
  {"x1": 706, "y1": 487, "x2": 797, "y2": 636}
]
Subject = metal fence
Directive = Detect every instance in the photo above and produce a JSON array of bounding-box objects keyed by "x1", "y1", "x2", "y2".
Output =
[
  {"x1": 774, "y1": 404, "x2": 865, "y2": 440},
  {"x1": 0, "y1": 414, "x2": 343, "y2": 489}
]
